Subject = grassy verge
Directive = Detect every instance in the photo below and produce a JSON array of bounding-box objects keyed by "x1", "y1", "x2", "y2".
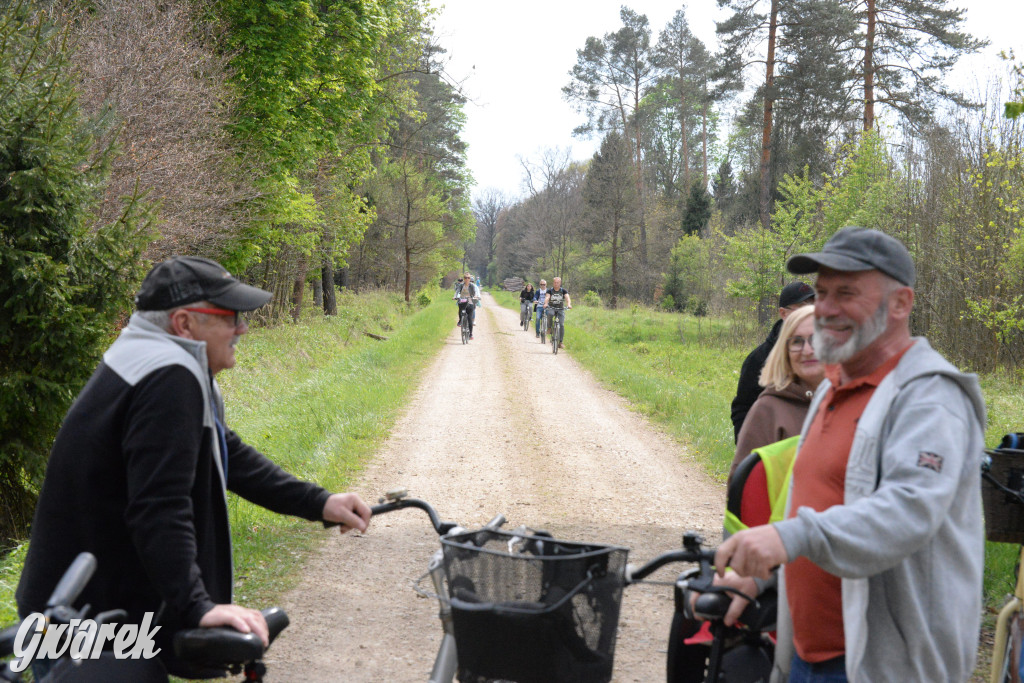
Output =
[
  {"x1": 493, "y1": 290, "x2": 743, "y2": 476},
  {"x1": 0, "y1": 289, "x2": 452, "y2": 625},
  {"x1": 492, "y1": 291, "x2": 1024, "y2": 611}
]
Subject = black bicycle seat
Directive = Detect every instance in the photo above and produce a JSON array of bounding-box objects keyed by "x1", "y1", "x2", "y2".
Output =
[{"x1": 173, "y1": 607, "x2": 289, "y2": 667}]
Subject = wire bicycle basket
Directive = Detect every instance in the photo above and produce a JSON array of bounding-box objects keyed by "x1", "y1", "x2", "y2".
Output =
[{"x1": 441, "y1": 528, "x2": 629, "y2": 683}]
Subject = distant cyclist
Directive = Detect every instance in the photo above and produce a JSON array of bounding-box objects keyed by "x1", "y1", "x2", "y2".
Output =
[
  {"x1": 519, "y1": 282, "x2": 535, "y2": 327},
  {"x1": 453, "y1": 272, "x2": 481, "y2": 340},
  {"x1": 533, "y1": 279, "x2": 548, "y2": 338},
  {"x1": 543, "y1": 277, "x2": 572, "y2": 349}
]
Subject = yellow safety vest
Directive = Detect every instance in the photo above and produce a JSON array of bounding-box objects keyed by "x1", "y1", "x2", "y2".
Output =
[{"x1": 723, "y1": 435, "x2": 800, "y2": 535}]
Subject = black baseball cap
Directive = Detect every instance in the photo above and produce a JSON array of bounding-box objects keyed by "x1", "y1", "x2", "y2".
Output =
[
  {"x1": 135, "y1": 256, "x2": 272, "y2": 311},
  {"x1": 787, "y1": 226, "x2": 915, "y2": 286},
  {"x1": 779, "y1": 281, "x2": 814, "y2": 308}
]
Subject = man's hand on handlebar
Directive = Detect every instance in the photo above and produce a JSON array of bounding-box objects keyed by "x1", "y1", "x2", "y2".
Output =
[
  {"x1": 714, "y1": 525, "x2": 787, "y2": 580},
  {"x1": 687, "y1": 572, "x2": 760, "y2": 627},
  {"x1": 200, "y1": 604, "x2": 270, "y2": 647},
  {"x1": 323, "y1": 492, "x2": 372, "y2": 533}
]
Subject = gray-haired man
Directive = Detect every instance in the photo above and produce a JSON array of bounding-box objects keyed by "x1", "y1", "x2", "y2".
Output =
[{"x1": 715, "y1": 227, "x2": 985, "y2": 682}]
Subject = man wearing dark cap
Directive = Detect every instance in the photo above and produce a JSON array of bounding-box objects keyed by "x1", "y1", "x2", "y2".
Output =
[
  {"x1": 730, "y1": 280, "x2": 815, "y2": 441},
  {"x1": 17, "y1": 256, "x2": 372, "y2": 678},
  {"x1": 713, "y1": 227, "x2": 985, "y2": 682}
]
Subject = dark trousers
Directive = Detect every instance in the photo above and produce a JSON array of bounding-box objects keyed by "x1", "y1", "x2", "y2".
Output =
[{"x1": 458, "y1": 300, "x2": 475, "y2": 335}]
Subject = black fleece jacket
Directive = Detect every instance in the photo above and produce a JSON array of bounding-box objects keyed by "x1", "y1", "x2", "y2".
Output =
[
  {"x1": 729, "y1": 318, "x2": 783, "y2": 442},
  {"x1": 17, "y1": 354, "x2": 330, "y2": 675}
]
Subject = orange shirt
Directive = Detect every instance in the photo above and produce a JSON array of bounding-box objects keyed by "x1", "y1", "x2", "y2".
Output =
[{"x1": 785, "y1": 344, "x2": 912, "y2": 663}]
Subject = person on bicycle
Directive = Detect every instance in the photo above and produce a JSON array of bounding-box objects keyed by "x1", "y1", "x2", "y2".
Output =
[
  {"x1": 16, "y1": 257, "x2": 373, "y2": 680},
  {"x1": 713, "y1": 227, "x2": 985, "y2": 682},
  {"x1": 543, "y1": 277, "x2": 571, "y2": 349},
  {"x1": 519, "y1": 282, "x2": 535, "y2": 325},
  {"x1": 533, "y1": 279, "x2": 548, "y2": 338},
  {"x1": 453, "y1": 272, "x2": 480, "y2": 340}
]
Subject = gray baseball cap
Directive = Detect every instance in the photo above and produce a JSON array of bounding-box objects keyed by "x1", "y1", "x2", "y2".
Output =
[
  {"x1": 787, "y1": 226, "x2": 915, "y2": 286},
  {"x1": 135, "y1": 256, "x2": 272, "y2": 311}
]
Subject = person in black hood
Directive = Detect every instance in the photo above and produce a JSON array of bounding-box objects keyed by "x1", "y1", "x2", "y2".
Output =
[
  {"x1": 17, "y1": 256, "x2": 372, "y2": 680},
  {"x1": 729, "y1": 281, "x2": 814, "y2": 441}
]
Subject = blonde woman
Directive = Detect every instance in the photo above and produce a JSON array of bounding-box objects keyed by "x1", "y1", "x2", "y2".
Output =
[{"x1": 729, "y1": 305, "x2": 824, "y2": 484}]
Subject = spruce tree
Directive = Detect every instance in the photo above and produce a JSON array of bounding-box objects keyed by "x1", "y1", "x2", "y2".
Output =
[{"x1": 0, "y1": 3, "x2": 154, "y2": 541}]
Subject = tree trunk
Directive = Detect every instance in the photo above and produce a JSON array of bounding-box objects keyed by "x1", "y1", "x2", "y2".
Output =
[
  {"x1": 611, "y1": 223, "x2": 619, "y2": 309},
  {"x1": 864, "y1": 0, "x2": 876, "y2": 130},
  {"x1": 680, "y1": 90, "x2": 690, "y2": 193},
  {"x1": 702, "y1": 99, "x2": 709, "y2": 187},
  {"x1": 632, "y1": 80, "x2": 648, "y2": 268},
  {"x1": 312, "y1": 277, "x2": 323, "y2": 308},
  {"x1": 758, "y1": 0, "x2": 779, "y2": 231},
  {"x1": 404, "y1": 194, "x2": 412, "y2": 303},
  {"x1": 321, "y1": 258, "x2": 337, "y2": 315},
  {"x1": 290, "y1": 259, "x2": 308, "y2": 323}
]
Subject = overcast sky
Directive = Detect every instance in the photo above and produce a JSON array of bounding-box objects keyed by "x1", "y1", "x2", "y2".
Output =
[{"x1": 432, "y1": 0, "x2": 1024, "y2": 202}]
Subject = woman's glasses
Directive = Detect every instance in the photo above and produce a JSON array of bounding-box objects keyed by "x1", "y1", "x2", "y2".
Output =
[{"x1": 787, "y1": 335, "x2": 813, "y2": 353}]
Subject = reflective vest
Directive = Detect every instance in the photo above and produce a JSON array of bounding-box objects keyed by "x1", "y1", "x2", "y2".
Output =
[{"x1": 724, "y1": 435, "x2": 800, "y2": 535}]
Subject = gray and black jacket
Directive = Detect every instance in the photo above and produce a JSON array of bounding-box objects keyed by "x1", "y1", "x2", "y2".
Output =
[{"x1": 17, "y1": 315, "x2": 330, "y2": 676}]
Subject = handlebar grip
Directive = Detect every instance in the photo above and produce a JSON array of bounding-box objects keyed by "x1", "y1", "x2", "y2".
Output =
[
  {"x1": 483, "y1": 514, "x2": 506, "y2": 530},
  {"x1": 46, "y1": 552, "x2": 97, "y2": 610},
  {"x1": 263, "y1": 607, "x2": 290, "y2": 646}
]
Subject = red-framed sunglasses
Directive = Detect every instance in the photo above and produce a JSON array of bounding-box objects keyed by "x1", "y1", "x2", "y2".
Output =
[{"x1": 183, "y1": 306, "x2": 243, "y2": 327}]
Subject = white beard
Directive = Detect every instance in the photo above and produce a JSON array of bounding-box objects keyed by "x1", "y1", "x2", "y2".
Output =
[{"x1": 814, "y1": 298, "x2": 888, "y2": 364}]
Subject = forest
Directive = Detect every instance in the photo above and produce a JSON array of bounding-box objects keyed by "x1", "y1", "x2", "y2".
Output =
[
  {"x1": 0, "y1": 0, "x2": 473, "y2": 540},
  {"x1": 1, "y1": 0, "x2": 1022, "y2": 541},
  {"x1": 468, "y1": 4, "x2": 1024, "y2": 375}
]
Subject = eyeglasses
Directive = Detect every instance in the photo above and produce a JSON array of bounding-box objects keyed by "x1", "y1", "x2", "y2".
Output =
[
  {"x1": 787, "y1": 335, "x2": 813, "y2": 353},
  {"x1": 184, "y1": 306, "x2": 243, "y2": 327}
]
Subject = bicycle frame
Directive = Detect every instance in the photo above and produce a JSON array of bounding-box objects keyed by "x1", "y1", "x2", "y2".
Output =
[{"x1": 991, "y1": 545, "x2": 1024, "y2": 683}]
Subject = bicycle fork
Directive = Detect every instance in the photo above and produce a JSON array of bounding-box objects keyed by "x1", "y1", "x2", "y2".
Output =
[{"x1": 427, "y1": 549, "x2": 458, "y2": 683}]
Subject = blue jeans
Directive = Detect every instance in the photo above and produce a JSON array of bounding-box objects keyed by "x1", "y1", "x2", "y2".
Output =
[
  {"x1": 535, "y1": 305, "x2": 545, "y2": 334},
  {"x1": 789, "y1": 654, "x2": 847, "y2": 683}
]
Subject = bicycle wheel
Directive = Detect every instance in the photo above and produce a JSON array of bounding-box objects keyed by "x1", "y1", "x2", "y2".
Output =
[
  {"x1": 552, "y1": 320, "x2": 559, "y2": 354},
  {"x1": 992, "y1": 600, "x2": 1023, "y2": 683},
  {"x1": 540, "y1": 316, "x2": 546, "y2": 344},
  {"x1": 461, "y1": 313, "x2": 469, "y2": 344}
]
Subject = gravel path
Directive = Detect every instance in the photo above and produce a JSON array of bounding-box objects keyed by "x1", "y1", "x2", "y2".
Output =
[{"x1": 267, "y1": 294, "x2": 725, "y2": 681}]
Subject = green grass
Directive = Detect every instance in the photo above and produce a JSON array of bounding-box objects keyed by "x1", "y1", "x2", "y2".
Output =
[
  {"x1": 493, "y1": 290, "x2": 1024, "y2": 612},
  {"x1": 0, "y1": 289, "x2": 453, "y2": 626}
]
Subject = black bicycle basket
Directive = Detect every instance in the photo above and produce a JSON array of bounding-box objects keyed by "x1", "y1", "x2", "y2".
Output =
[{"x1": 441, "y1": 528, "x2": 629, "y2": 683}]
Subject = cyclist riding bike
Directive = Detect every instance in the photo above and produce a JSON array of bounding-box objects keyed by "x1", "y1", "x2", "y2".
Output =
[
  {"x1": 543, "y1": 277, "x2": 571, "y2": 349},
  {"x1": 453, "y1": 273, "x2": 481, "y2": 340},
  {"x1": 519, "y1": 282, "x2": 535, "y2": 328},
  {"x1": 533, "y1": 279, "x2": 548, "y2": 338}
]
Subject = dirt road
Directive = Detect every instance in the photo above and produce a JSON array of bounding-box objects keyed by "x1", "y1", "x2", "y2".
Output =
[{"x1": 267, "y1": 294, "x2": 725, "y2": 681}]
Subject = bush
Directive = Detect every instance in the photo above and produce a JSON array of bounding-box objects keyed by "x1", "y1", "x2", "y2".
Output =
[
  {"x1": 417, "y1": 290, "x2": 433, "y2": 308},
  {"x1": 660, "y1": 294, "x2": 676, "y2": 311},
  {"x1": 582, "y1": 290, "x2": 603, "y2": 308},
  {"x1": 0, "y1": 5, "x2": 154, "y2": 543}
]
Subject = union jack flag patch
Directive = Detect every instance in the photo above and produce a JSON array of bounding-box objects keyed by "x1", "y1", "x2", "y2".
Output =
[{"x1": 917, "y1": 451, "x2": 943, "y2": 473}]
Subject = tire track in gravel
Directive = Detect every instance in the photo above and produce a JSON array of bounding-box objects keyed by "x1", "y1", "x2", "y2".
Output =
[{"x1": 267, "y1": 295, "x2": 725, "y2": 682}]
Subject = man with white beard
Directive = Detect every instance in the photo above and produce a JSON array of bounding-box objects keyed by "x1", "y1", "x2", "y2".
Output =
[{"x1": 712, "y1": 226, "x2": 986, "y2": 683}]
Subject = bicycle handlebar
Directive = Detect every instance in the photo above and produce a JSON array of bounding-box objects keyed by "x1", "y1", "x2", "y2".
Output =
[
  {"x1": 1, "y1": 552, "x2": 97, "y2": 663},
  {"x1": 45, "y1": 552, "x2": 97, "y2": 612},
  {"x1": 369, "y1": 497, "x2": 460, "y2": 536},
  {"x1": 625, "y1": 547, "x2": 717, "y2": 584}
]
